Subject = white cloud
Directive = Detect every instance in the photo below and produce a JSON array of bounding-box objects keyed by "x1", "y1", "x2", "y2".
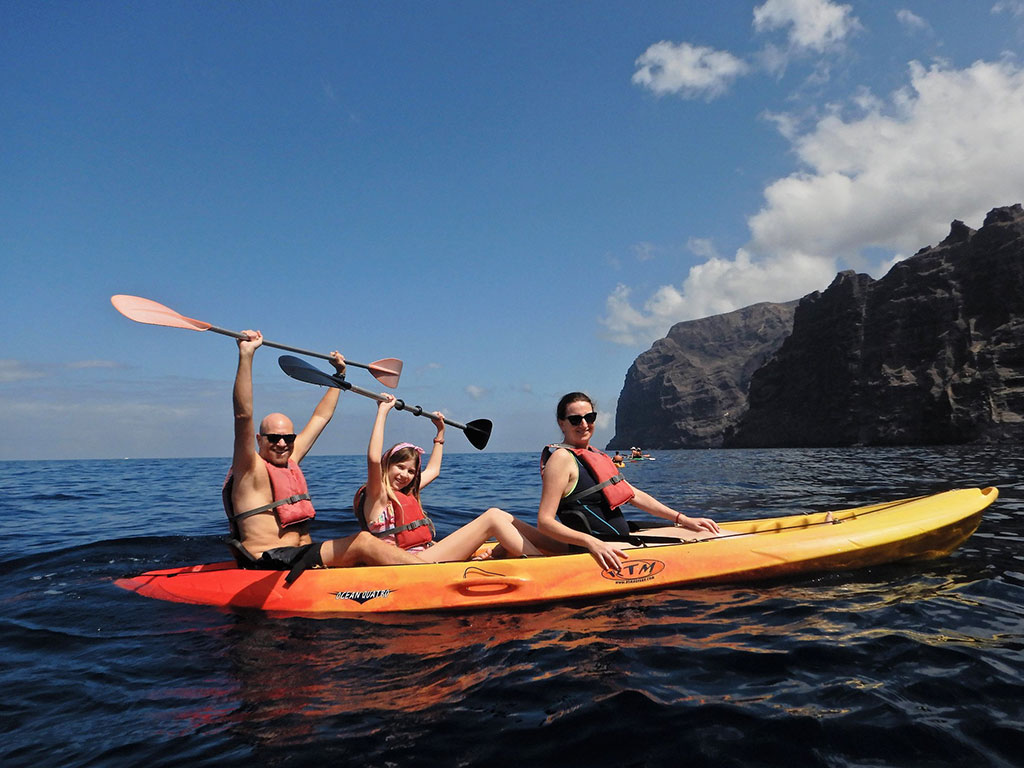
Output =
[
  {"x1": 633, "y1": 41, "x2": 750, "y2": 100},
  {"x1": 687, "y1": 238, "x2": 718, "y2": 260},
  {"x1": 634, "y1": 0, "x2": 857, "y2": 98},
  {"x1": 604, "y1": 59, "x2": 1024, "y2": 347},
  {"x1": 753, "y1": 0, "x2": 859, "y2": 53},
  {"x1": 751, "y1": 59, "x2": 1024, "y2": 258},
  {"x1": 896, "y1": 9, "x2": 930, "y2": 32},
  {"x1": 601, "y1": 250, "x2": 835, "y2": 345},
  {"x1": 0, "y1": 358, "x2": 124, "y2": 382},
  {"x1": 66, "y1": 360, "x2": 123, "y2": 370},
  {"x1": 0, "y1": 359, "x2": 46, "y2": 383},
  {"x1": 465, "y1": 384, "x2": 488, "y2": 400},
  {"x1": 631, "y1": 242, "x2": 658, "y2": 261},
  {"x1": 992, "y1": 1, "x2": 1024, "y2": 18}
]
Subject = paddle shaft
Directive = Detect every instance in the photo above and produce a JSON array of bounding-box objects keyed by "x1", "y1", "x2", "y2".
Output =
[
  {"x1": 335, "y1": 374, "x2": 474, "y2": 432},
  {"x1": 109, "y1": 296, "x2": 401, "y2": 385},
  {"x1": 276, "y1": 355, "x2": 491, "y2": 449},
  {"x1": 209, "y1": 324, "x2": 370, "y2": 368}
]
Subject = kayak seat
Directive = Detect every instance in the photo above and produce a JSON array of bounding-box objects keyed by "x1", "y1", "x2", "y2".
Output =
[{"x1": 225, "y1": 537, "x2": 259, "y2": 568}]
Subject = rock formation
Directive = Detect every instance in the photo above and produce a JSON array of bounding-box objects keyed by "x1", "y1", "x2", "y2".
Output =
[
  {"x1": 611, "y1": 203, "x2": 1024, "y2": 449},
  {"x1": 730, "y1": 204, "x2": 1024, "y2": 447},
  {"x1": 609, "y1": 301, "x2": 798, "y2": 449}
]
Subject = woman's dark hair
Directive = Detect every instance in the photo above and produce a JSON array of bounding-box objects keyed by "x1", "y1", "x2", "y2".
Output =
[{"x1": 556, "y1": 392, "x2": 594, "y2": 420}]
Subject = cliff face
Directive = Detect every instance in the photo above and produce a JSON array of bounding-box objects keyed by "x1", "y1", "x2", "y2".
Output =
[
  {"x1": 608, "y1": 301, "x2": 798, "y2": 449},
  {"x1": 729, "y1": 204, "x2": 1024, "y2": 447},
  {"x1": 612, "y1": 203, "x2": 1024, "y2": 449}
]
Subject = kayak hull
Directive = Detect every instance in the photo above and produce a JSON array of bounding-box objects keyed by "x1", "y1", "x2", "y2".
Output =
[{"x1": 115, "y1": 487, "x2": 997, "y2": 615}]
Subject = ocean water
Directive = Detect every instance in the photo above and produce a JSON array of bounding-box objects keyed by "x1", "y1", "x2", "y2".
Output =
[{"x1": 2, "y1": 447, "x2": 1023, "y2": 767}]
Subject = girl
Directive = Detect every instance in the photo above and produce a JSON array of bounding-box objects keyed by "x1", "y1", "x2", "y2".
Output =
[{"x1": 357, "y1": 394, "x2": 558, "y2": 562}]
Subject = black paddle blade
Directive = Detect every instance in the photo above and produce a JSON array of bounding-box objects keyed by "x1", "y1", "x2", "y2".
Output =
[
  {"x1": 464, "y1": 419, "x2": 492, "y2": 450},
  {"x1": 278, "y1": 355, "x2": 344, "y2": 389}
]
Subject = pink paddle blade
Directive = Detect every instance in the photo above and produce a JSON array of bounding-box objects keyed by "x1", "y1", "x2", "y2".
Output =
[
  {"x1": 368, "y1": 358, "x2": 403, "y2": 389},
  {"x1": 110, "y1": 295, "x2": 212, "y2": 331}
]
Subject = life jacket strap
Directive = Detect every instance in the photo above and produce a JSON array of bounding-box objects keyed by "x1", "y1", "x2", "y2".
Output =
[
  {"x1": 544, "y1": 443, "x2": 632, "y2": 509},
  {"x1": 233, "y1": 493, "x2": 312, "y2": 523},
  {"x1": 563, "y1": 473, "x2": 627, "y2": 505},
  {"x1": 370, "y1": 516, "x2": 436, "y2": 539},
  {"x1": 225, "y1": 537, "x2": 260, "y2": 568},
  {"x1": 354, "y1": 487, "x2": 436, "y2": 539}
]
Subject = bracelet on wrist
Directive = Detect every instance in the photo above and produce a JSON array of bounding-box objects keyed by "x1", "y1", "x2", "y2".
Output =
[
  {"x1": 674, "y1": 512, "x2": 683, "y2": 527},
  {"x1": 433, "y1": 438, "x2": 444, "y2": 445}
]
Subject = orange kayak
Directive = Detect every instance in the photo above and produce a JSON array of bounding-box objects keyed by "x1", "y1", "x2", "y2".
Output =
[{"x1": 115, "y1": 487, "x2": 997, "y2": 615}]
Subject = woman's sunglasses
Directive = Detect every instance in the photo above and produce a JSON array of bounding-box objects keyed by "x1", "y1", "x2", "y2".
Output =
[
  {"x1": 261, "y1": 433, "x2": 297, "y2": 445},
  {"x1": 564, "y1": 411, "x2": 597, "y2": 426}
]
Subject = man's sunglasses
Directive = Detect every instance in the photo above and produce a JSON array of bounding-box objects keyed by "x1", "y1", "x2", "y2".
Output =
[
  {"x1": 261, "y1": 433, "x2": 297, "y2": 445},
  {"x1": 564, "y1": 412, "x2": 597, "y2": 426}
]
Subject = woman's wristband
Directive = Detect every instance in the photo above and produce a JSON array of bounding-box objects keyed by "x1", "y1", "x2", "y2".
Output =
[
  {"x1": 433, "y1": 438, "x2": 445, "y2": 445},
  {"x1": 674, "y1": 512, "x2": 683, "y2": 527}
]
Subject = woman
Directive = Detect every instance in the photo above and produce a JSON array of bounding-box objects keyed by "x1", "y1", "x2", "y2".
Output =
[
  {"x1": 538, "y1": 392, "x2": 721, "y2": 570},
  {"x1": 357, "y1": 393, "x2": 557, "y2": 561}
]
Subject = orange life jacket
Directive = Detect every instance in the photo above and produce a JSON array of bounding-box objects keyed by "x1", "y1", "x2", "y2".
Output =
[
  {"x1": 540, "y1": 443, "x2": 635, "y2": 509},
  {"x1": 222, "y1": 458, "x2": 316, "y2": 533},
  {"x1": 353, "y1": 485, "x2": 435, "y2": 550}
]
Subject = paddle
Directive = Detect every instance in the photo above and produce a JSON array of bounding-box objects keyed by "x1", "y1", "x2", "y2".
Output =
[
  {"x1": 278, "y1": 355, "x2": 493, "y2": 450},
  {"x1": 110, "y1": 294, "x2": 403, "y2": 388}
]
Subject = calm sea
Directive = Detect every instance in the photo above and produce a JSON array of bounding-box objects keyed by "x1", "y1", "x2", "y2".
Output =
[{"x1": 2, "y1": 447, "x2": 1023, "y2": 767}]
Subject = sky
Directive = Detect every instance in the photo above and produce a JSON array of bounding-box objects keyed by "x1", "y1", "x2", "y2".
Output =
[{"x1": 4, "y1": 0, "x2": 1024, "y2": 460}]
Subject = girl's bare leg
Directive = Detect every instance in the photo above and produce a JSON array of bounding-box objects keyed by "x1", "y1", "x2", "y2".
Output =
[
  {"x1": 509, "y1": 516, "x2": 566, "y2": 555},
  {"x1": 319, "y1": 531, "x2": 420, "y2": 567},
  {"x1": 418, "y1": 508, "x2": 554, "y2": 562}
]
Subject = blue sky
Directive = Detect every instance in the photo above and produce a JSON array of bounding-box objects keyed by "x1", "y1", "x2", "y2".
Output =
[{"x1": 4, "y1": 1, "x2": 1024, "y2": 460}]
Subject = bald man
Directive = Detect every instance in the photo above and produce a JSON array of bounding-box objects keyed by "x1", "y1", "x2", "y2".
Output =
[{"x1": 224, "y1": 330, "x2": 419, "y2": 582}]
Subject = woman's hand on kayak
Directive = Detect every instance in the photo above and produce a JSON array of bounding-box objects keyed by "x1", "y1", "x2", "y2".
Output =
[
  {"x1": 676, "y1": 515, "x2": 722, "y2": 535},
  {"x1": 585, "y1": 538, "x2": 628, "y2": 571}
]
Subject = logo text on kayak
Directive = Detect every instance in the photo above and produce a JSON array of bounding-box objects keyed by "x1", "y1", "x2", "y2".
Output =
[
  {"x1": 601, "y1": 559, "x2": 665, "y2": 583},
  {"x1": 333, "y1": 589, "x2": 392, "y2": 604}
]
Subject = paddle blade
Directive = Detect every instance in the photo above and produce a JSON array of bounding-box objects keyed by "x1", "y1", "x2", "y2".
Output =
[
  {"x1": 368, "y1": 358, "x2": 403, "y2": 388},
  {"x1": 111, "y1": 295, "x2": 211, "y2": 331},
  {"x1": 464, "y1": 419, "x2": 493, "y2": 450},
  {"x1": 278, "y1": 355, "x2": 345, "y2": 389}
]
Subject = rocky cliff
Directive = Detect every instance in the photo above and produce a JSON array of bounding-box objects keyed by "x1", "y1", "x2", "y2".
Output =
[
  {"x1": 729, "y1": 204, "x2": 1024, "y2": 447},
  {"x1": 611, "y1": 203, "x2": 1024, "y2": 449},
  {"x1": 609, "y1": 301, "x2": 798, "y2": 449}
]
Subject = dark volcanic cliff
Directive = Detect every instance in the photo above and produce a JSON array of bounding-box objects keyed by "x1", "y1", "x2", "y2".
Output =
[
  {"x1": 729, "y1": 204, "x2": 1024, "y2": 447},
  {"x1": 609, "y1": 301, "x2": 798, "y2": 449},
  {"x1": 612, "y1": 203, "x2": 1024, "y2": 449}
]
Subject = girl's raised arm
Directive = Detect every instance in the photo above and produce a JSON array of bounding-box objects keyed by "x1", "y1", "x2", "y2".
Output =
[
  {"x1": 420, "y1": 411, "x2": 446, "y2": 489},
  {"x1": 365, "y1": 394, "x2": 396, "y2": 503}
]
